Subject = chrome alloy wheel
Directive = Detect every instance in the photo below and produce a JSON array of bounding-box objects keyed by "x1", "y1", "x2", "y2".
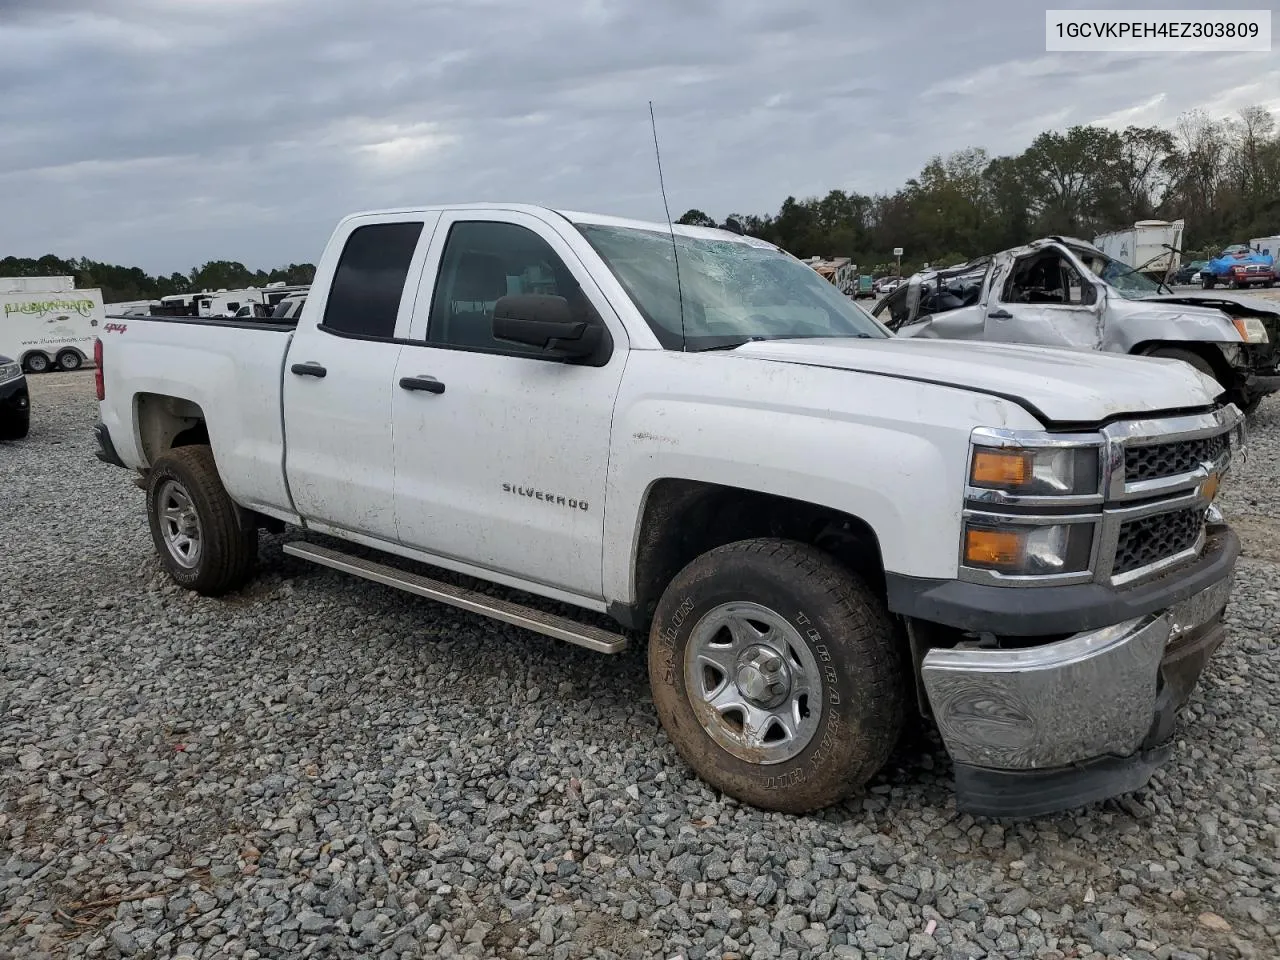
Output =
[
  {"x1": 157, "y1": 479, "x2": 202, "y2": 569},
  {"x1": 683, "y1": 601, "x2": 822, "y2": 764}
]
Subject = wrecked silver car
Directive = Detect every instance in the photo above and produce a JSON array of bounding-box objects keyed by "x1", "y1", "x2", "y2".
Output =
[{"x1": 873, "y1": 237, "x2": 1280, "y2": 413}]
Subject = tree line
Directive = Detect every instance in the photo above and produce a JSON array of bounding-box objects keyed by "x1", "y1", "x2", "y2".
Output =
[
  {"x1": 0, "y1": 255, "x2": 315, "y2": 304},
  {"x1": 5, "y1": 107, "x2": 1277, "y2": 294},
  {"x1": 678, "y1": 106, "x2": 1280, "y2": 276}
]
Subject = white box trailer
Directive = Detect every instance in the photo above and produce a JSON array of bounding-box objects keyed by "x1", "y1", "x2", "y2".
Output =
[
  {"x1": 105, "y1": 298, "x2": 161, "y2": 316},
  {"x1": 1249, "y1": 235, "x2": 1280, "y2": 260},
  {"x1": 1092, "y1": 219, "x2": 1185, "y2": 280},
  {"x1": 1, "y1": 286, "x2": 106, "y2": 373}
]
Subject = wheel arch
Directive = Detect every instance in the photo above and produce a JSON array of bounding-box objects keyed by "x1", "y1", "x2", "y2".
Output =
[
  {"x1": 1131, "y1": 340, "x2": 1236, "y2": 389},
  {"x1": 134, "y1": 392, "x2": 212, "y2": 467},
  {"x1": 614, "y1": 478, "x2": 887, "y2": 632}
]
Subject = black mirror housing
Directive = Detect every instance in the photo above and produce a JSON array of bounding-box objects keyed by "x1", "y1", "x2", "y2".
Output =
[{"x1": 492, "y1": 294, "x2": 611, "y2": 365}]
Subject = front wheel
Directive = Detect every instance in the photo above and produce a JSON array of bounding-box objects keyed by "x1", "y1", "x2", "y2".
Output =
[
  {"x1": 648, "y1": 539, "x2": 904, "y2": 813},
  {"x1": 1238, "y1": 392, "x2": 1264, "y2": 416},
  {"x1": 0, "y1": 410, "x2": 29, "y2": 441},
  {"x1": 146, "y1": 445, "x2": 258, "y2": 595},
  {"x1": 23, "y1": 352, "x2": 49, "y2": 374},
  {"x1": 1144, "y1": 345, "x2": 1222, "y2": 384}
]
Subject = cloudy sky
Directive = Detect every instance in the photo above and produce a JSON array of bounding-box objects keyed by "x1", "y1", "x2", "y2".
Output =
[{"x1": 1, "y1": 0, "x2": 1276, "y2": 274}]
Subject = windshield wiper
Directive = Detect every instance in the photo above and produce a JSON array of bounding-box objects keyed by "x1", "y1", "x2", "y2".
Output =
[
  {"x1": 689, "y1": 333, "x2": 876, "y2": 352},
  {"x1": 688, "y1": 336, "x2": 768, "y2": 352},
  {"x1": 1111, "y1": 250, "x2": 1175, "y2": 295}
]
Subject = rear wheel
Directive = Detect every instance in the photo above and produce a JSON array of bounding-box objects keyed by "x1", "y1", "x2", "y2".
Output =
[
  {"x1": 648, "y1": 538, "x2": 904, "y2": 813},
  {"x1": 146, "y1": 445, "x2": 258, "y2": 595},
  {"x1": 22, "y1": 352, "x2": 49, "y2": 374},
  {"x1": 56, "y1": 349, "x2": 83, "y2": 371},
  {"x1": 1203, "y1": 276, "x2": 1216, "y2": 289}
]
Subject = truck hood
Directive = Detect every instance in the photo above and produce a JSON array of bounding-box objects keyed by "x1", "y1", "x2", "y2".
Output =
[
  {"x1": 732, "y1": 338, "x2": 1223, "y2": 424},
  {"x1": 1141, "y1": 292, "x2": 1280, "y2": 322}
]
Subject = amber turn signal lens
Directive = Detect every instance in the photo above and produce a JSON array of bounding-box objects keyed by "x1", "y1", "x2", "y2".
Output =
[
  {"x1": 964, "y1": 528, "x2": 1023, "y2": 568},
  {"x1": 970, "y1": 449, "x2": 1033, "y2": 488}
]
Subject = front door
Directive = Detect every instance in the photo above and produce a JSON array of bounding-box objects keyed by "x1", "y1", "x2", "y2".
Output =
[
  {"x1": 284, "y1": 214, "x2": 437, "y2": 541},
  {"x1": 391, "y1": 211, "x2": 627, "y2": 598},
  {"x1": 984, "y1": 249, "x2": 1100, "y2": 349}
]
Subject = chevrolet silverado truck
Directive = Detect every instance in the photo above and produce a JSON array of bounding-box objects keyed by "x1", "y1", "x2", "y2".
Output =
[
  {"x1": 95, "y1": 205, "x2": 1246, "y2": 817},
  {"x1": 874, "y1": 237, "x2": 1280, "y2": 414}
]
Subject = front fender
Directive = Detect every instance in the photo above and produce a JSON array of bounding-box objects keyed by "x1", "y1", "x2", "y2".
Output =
[
  {"x1": 601, "y1": 352, "x2": 1042, "y2": 605},
  {"x1": 1101, "y1": 307, "x2": 1243, "y2": 355}
]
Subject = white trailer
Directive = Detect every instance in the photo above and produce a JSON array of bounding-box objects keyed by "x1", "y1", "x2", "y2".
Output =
[
  {"x1": 144, "y1": 285, "x2": 311, "y2": 319},
  {"x1": 1092, "y1": 219, "x2": 1185, "y2": 281},
  {"x1": 1249, "y1": 235, "x2": 1280, "y2": 260},
  {"x1": 105, "y1": 299, "x2": 160, "y2": 316},
  {"x1": 1, "y1": 283, "x2": 106, "y2": 373}
]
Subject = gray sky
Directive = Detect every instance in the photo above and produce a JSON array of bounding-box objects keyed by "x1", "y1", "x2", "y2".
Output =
[{"x1": 1, "y1": 0, "x2": 1276, "y2": 274}]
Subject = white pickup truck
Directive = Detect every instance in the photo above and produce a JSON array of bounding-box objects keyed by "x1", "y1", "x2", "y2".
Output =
[{"x1": 95, "y1": 204, "x2": 1246, "y2": 817}]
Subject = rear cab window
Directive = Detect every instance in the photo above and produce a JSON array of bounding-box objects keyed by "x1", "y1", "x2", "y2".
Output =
[{"x1": 323, "y1": 221, "x2": 425, "y2": 339}]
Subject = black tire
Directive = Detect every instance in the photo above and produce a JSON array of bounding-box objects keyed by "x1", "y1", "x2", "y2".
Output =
[
  {"x1": 1239, "y1": 392, "x2": 1264, "y2": 416},
  {"x1": 146, "y1": 445, "x2": 258, "y2": 596},
  {"x1": 1145, "y1": 345, "x2": 1221, "y2": 385},
  {"x1": 648, "y1": 538, "x2": 904, "y2": 813},
  {"x1": 56, "y1": 349, "x2": 82, "y2": 371},
  {"x1": 22, "y1": 352, "x2": 50, "y2": 374},
  {"x1": 1202, "y1": 276, "x2": 1215, "y2": 289},
  {"x1": 0, "y1": 410, "x2": 29, "y2": 441}
]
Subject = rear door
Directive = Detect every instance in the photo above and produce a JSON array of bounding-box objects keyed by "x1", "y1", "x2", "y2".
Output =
[
  {"x1": 283, "y1": 213, "x2": 439, "y2": 541},
  {"x1": 389, "y1": 210, "x2": 628, "y2": 599}
]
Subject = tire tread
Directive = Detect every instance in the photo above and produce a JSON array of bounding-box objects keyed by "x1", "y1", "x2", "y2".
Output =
[
  {"x1": 650, "y1": 537, "x2": 904, "y2": 814},
  {"x1": 147, "y1": 445, "x2": 257, "y2": 596}
]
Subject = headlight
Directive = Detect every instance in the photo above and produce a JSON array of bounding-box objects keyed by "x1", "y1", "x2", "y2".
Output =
[
  {"x1": 0, "y1": 361, "x2": 21, "y2": 384},
  {"x1": 1231, "y1": 316, "x2": 1269, "y2": 343},
  {"x1": 962, "y1": 521, "x2": 1095, "y2": 576},
  {"x1": 968, "y1": 443, "x2": 1100, "y2": 498}
]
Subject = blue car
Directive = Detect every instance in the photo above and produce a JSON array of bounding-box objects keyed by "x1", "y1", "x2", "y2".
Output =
[
  {"x1": 1203, "y1": 244, "x2": 1276, "y2": 289},
  {"x1": 0, "y1": 353, "x2": 31, "y2": 440}
]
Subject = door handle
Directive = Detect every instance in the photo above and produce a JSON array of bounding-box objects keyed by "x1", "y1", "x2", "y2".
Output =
[
  {"x1": 399, "y1": 375, "x2": 445, "y2": 395},
  {"x1": 987, "y1": 308, "x2": 1013, "y2": 320},
  {"x1": 290, "y1": 361, "x2": 327, "y2": 378}
]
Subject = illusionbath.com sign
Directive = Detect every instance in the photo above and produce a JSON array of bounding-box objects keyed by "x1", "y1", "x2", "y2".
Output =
[{"x1": 4, "y1": 298, "x2": 98, "y2": 318}]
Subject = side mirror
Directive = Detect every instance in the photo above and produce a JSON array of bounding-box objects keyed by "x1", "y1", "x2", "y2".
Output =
[{"x1": 492, "y1": 294, "x2": 611, "y2": 365}]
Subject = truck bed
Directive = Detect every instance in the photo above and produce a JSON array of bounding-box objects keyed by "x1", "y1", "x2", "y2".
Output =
[
  {"x1": 98, "y1": 312, "x2": 296, "y2": 518},
  {"x1": 106, "y1": 312, "x2": 299, "y2": 331}
]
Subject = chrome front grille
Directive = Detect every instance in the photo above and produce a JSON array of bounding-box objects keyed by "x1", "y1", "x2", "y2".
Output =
[
  {"x1": 1125, "y1": 434, "x2": 1229, "y2": 484},
  {"x1": 1113, "y1": 508, "x2": 1205, "y2": 576}
]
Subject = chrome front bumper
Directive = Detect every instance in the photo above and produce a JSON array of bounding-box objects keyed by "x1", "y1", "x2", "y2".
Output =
[{"x1": 921, "y1": 572, "x2": 1234, "y2": 775}]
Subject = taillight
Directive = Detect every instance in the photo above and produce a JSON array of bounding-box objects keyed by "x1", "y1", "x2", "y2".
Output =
[{"x1": 94, "y1": 338, "x2": 104, "y2": 400}]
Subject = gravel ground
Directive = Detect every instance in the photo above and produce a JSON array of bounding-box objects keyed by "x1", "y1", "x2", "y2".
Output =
[{"x1": 2, "y1": 371, "x2": 1278, "y2": 960}]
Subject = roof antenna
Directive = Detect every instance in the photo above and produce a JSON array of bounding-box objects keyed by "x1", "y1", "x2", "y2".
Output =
[{"x1": 649, "y1": 101, "x2": 687, "y2": 351}]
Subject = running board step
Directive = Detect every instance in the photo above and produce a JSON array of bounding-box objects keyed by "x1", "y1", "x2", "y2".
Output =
[{"x1": 282, "y1": 541, "x2": 628, "y2": 654}]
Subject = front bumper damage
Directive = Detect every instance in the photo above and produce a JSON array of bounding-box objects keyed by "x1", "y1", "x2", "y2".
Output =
[{"x1": 920, "y1": 558, "x2": 1236, "y2": 817}]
